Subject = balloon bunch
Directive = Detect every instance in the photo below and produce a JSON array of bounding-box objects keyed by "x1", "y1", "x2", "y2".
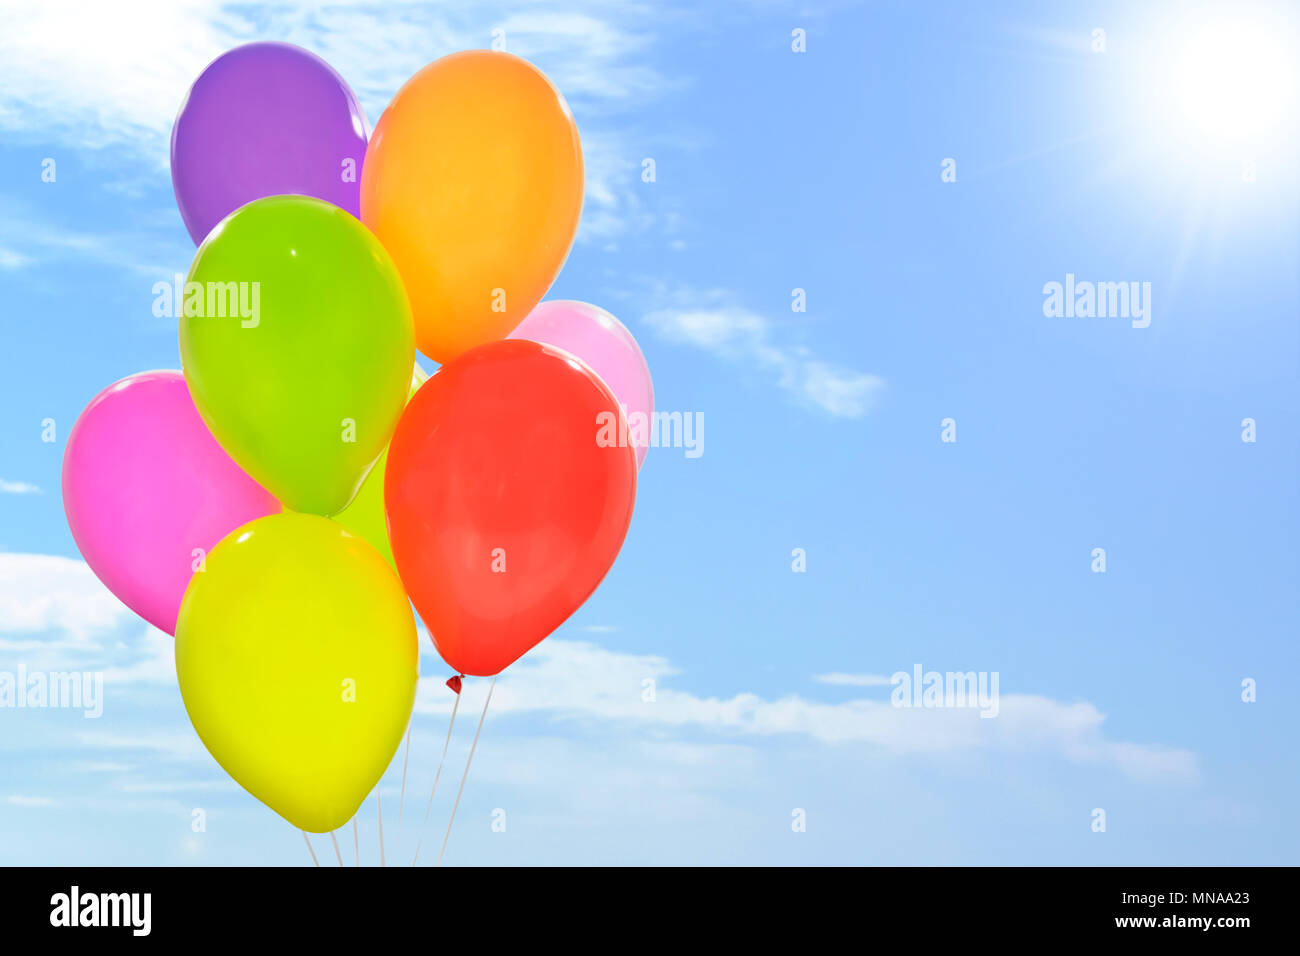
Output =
[{"x1": 63, "y1": 43, "x2": 653, "y2": 842}]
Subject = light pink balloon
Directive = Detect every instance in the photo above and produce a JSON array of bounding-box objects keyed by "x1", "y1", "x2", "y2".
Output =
[
  {"x1": 509, "y1": 300, "x2": 655, "y2": 468},
  {"x1": 62, "y1": 370, "x2": 279, "y2": 635}
]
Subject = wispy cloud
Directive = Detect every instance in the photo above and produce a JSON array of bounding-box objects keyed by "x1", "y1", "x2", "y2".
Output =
[
  {"x1": 645, "y1": 291, "x2": 885, "y2": 417},
  {"x1": 414, "y1": 640, "x2": 1198, "y2": 783},
  {"x1": 4, "y1": 554, "x2": 1197, "y2": 785},
  {"x1": 0, "y1": 553, "x2": 129, "y2": 646},
  {"x1": 0, "y1": 1, "x2": 672, "y2": 248},
  {"x1": 0, "y1": 247, "x2": 32, "y2": 269},
  {"x1": 0, "y1": 0, "x2": 235, "y2": 160},
  {"x1": 0, "y1": 553, "x2": 1207, "y2": 864},
  {"x1": 74, "y1": 731, "x2": 206, "y2": 762},
  {"x1": 7, "y1": 795, "x2": 55, "y2": 807},
  {"x1": 494, "y1": 11, "x2": 664, "y2": 103},
  {"x1": 80, "y1": 762, "x2": 135, "y2": 774},
  {"x1": 814, "y1": 672, "x2": 894, "y2": 687},
  {"x1": 0, "y1": 210, "x2": 187, "y2": 279},
  {"x1": 0, "y1": 479, "x2": 41, "y2": 494}
]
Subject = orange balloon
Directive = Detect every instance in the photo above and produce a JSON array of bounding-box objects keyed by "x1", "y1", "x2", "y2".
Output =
[{"x1": 361, "y1": 52, "x2": 584, "y2": 364}]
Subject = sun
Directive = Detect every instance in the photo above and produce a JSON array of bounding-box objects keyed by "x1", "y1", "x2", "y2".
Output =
[{"x1": 1170, "y1": 19, "x2": 1295, "y2": 141}]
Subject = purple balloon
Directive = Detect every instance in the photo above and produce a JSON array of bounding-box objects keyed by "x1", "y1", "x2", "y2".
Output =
[{"x1": 171, "y1": 42, "x2": 368, "y2": 245}]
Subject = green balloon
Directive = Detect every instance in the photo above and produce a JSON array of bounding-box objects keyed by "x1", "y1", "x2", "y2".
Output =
[
  {"x1": 180, "y1": 196, "x2": 414, "y2": 516},
  {"x1": 333, "y1": 366, "x2": 429, "y2": 567}
]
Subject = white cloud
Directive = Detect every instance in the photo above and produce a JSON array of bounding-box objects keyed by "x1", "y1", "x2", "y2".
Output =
[
  {"x1": 415, "y1": 640, "x2": 1198, "y2": 783},
  {"x1": 0, "y1": 248, "x2": 32, "y2": 269},
  {"x1": 0, "y1": 1, "x2": 669, "y2": 246},
  {"x1": 74, "y1": 731, "x2": 205, "y2": 762},
  {"x1": 0, "y1": 554, "x2": 174, "y2": 673},
  {"x1": 1005, "y1": 24, "x2": 1095, "y2": 55},
  {"x1": 7, "y1": 795, "x2": 55, "y2": 807},
  {"x1": 80, "y1": 762, "x2": 134, "y2": 774},
  {"x1": 0, "y1": 479, "x2": 41, "y2": 494},
  {"x1": 0, "y1": 211, "x2": 184, "y2": 279},
  {"x1": 0, "y1": 0, "x2": 235, "y2": 161},
  {"x1": 650, "y1": 305, "x2": 767, "y2": 350},
  {"x1": 5, "y1": 553, "x2": 1197, "y2": 797},
  {"x1": 797, "y1": 360, "x2": 885, "y2": 418},
  {"x1": 646, "y1": 294, "x2": 885, "y2": 417},
  {"x1": 0, "y1": 553, "x2": 129, "y2": 646},
  {"x1": 574, "y1": 132, "x2": 657, "y2": 245},
  {"x1": 815, "y1": 672, "x2": 894, "y2": 687},
  {"x1": 118, "y1": 780, "x2": 239, "y2": 794},
  {"x1": 494, "y1": 11, "x2": 661, "y2": 102},
  {"x1": 101, "y1": 626, "x2": 177, "y2": 685}
]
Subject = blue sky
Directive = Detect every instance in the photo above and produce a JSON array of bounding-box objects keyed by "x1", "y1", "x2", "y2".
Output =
[{"x1": 1, "y1": 0, "x2": 1297, "y2": 865}]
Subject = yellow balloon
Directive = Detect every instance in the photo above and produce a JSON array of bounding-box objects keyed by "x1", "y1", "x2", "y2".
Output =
[
  {"x1": 332, "y1": 366, "x2": 429, "y2": 568},
  {"x1": 175, "y1": 513, "x2": 417, "y2": 832}
]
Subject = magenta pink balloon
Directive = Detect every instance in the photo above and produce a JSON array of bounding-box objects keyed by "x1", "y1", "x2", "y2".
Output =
[
  {"x1": 509, "y1": 300, "x2": 655, "y2": 468},
  {"x1": 62, "y1": 371, "x2": 279, "y2": 635}
]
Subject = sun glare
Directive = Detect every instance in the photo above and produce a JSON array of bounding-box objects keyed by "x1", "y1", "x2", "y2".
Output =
[{"x1": 1171, "y1": 20, "x2": 1295, "y2": 140}]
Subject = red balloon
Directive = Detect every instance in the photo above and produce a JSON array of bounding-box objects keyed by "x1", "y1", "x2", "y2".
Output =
[{"x1": 385, "y1": 339, "x2": 637, "y2": 676}]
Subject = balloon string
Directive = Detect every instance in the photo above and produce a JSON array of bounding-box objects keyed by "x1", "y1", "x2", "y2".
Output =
[
  {"x1": 329, "y1": 830, "x2": 344, "y2": 867},
  {"x1": 397, "y1": 719, "x2": 413, "y2": 844},
  {"x1": 411, "y1": 686, "x2": 464, "y2": 866},
  {"x1": 352, "y1": 816, "x2": 359, "y2": 867},
  {"x1": 302, "y1": 830, "x2": 320, "y2": 867},
  {"x1": 377, "y1": 789, "x2": 386, "y2": 867},
  {"x1": 437, "y1": 675, "x2": 496, "y2": 868}
]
